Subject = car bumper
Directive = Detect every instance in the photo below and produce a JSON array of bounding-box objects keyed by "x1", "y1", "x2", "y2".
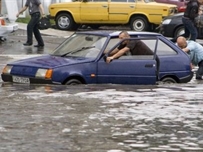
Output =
[
  {"x1": 179, "y1": 72, "x2": 194, "y2": 83},
  {"x1": 0, "y1": 23, "x2": 18, "y2": 37},
  {"x1": 1, "y1": 74, "x2": 54, "y2": 84}
]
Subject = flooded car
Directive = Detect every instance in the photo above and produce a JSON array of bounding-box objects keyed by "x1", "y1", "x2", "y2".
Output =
[{"x1": 1, "y1": 31, "x2": 193, "y2": 85}]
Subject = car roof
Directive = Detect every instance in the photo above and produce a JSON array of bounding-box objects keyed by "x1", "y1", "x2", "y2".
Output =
[{"x1": 75, "y1": 30, "x2": 162, "y2": 37}]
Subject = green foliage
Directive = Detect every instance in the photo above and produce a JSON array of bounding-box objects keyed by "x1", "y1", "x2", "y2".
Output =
[{"x1": 16, "y1": 17, "x2": 31, "y2": 23}]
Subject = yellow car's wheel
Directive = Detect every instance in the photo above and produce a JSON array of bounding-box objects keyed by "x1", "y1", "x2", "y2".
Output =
[
  {"x1": 56, "y1": 13, "x2": 77, "y2": 30},
  {"x1": 130, "y1": 16, "x2": 149, "y2": 31}
]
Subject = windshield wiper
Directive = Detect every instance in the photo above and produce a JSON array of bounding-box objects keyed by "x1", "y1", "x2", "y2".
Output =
[{"x1": 61, "y1": 46, "x2": 95, "y2": 57}]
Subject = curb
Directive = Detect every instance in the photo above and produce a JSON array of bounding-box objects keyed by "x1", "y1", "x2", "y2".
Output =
[{"x1": 17, "y1": 22, "x2": 74, "y2": 38}]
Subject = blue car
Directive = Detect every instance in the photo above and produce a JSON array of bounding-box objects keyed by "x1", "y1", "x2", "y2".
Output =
[{"x1": 1, "y1": 31, "x2": 193, "y2": 85}]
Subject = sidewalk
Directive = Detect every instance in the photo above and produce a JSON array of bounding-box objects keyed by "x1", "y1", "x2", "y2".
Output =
[{"x1": 17, "y1": 22, "x2": 74, "y2": 38}]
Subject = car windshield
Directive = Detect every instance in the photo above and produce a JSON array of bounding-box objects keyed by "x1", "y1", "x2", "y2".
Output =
[
  {"x1": 144, "y1": 0, "x2": 155, "y2": 2},
  {"x1": 52, "y1": 33, "x2": 107, "y2": 58}
]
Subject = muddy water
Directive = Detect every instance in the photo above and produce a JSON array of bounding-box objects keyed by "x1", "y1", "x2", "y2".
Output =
[{"x1": 0, "y1": 83, "x2": 203, "y2": 152}]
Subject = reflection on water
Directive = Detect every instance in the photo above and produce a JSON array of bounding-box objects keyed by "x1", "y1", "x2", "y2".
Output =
[{"x1": 0, "y1": 83, "x2": 203, "y2": 152}]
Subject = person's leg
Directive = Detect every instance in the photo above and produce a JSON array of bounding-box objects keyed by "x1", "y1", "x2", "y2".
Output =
[
  {"x1": 33, "y1": 13, "x2": 44, "y2": 47},
  {"x1": 196, "y1": 61, "x2": 203, "y2": 79},
  {"x1": 181, "y1": 17, "x2": 191, "y2": 39},
  {"x1": 188, "y1": 23, "x2": 198, "y2": 41},
  {"x1": 170, "y1": 17, "x2": 190, "y2": 43},
  {"x1": 24, "y1": 14, "x2": 37, "y2": 45},
  {"x1": 184, "y1": 19, "x2": 198, "y2": 41}
]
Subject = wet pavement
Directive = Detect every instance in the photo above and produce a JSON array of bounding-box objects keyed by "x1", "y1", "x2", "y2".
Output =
[
  {"x1": 0, "y1": 28, "x2": 203, "y2": 152},
  {"x1": 0, "y1": 29, "x2": 66, "y2": 55}
]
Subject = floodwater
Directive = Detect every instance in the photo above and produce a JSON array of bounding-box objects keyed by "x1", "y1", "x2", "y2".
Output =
[
  {"x1": 0, "y1": 77, "x2": 203, "y2": 152},
  {"x1": 0, "y1": 32, "x2": 203, "y2": 152}
]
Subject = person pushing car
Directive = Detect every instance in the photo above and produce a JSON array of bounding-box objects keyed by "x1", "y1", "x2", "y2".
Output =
[{"x1": 177, "y1": 36, "x2": 203, "y2": 80}]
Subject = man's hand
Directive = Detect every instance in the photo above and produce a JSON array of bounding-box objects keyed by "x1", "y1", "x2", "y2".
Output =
[
  {"x1": 16, "y1": 13, "x2": 20, "y2": 18},
  {"x1": 42, "y1": 14, "x2": 46, "y2": 18},
  {"x1": 106, "y1": 56, "x2": 113, "y2": 63},
  {"x1": 198, "y1": 9, "x2": 203, "y2": 15}
]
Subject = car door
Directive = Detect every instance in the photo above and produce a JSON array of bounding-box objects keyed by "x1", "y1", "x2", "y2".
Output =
[
  {"x1": 97, "y1": 56, "x2": 157, "y2": 85},
  {"x1": 108, "y1": 0, "x2": 136, "y2": 22},
  {"x1": 80, "y1": 0, "x2": 109, "y2": 21},
  {"x1": 96, "y1": 37, "x2": 157, "y2": 85}
]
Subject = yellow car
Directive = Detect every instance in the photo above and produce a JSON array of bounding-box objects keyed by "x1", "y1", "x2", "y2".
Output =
[{"x1": 49, "y1": 0, "x2": 177, "y2": 31}]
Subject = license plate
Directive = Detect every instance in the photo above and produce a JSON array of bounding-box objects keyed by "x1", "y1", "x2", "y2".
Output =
[{"x1": 12, "y1": 76, "x2": 30, "y2": 84}]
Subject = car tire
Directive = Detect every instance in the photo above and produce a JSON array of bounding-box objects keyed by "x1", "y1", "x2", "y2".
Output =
[
  {"x1": 161, "y1": 77, "x2": 177, "y2": 84},
  {"x1": 56, "y1": 13, "x2": 77, "y2": 30},
  {"x1": 174, "y1": 26, "x2": 185, "y2": 38},
  {"x1": 130, "y1": 16, "x2": 149, "y2": 31},
  {"x1": 65, "y1": 79, "x2": 82, "y2": 85}
]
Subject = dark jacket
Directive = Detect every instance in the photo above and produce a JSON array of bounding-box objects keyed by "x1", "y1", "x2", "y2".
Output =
[{"x1": 184, "y1": 0, "x2": 200, "y2": 20}]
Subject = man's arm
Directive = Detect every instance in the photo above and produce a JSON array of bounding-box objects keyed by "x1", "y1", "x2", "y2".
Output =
[
  {"x1": 182, "y1": 47, "x2": 190, "y2": 53},
  {"x1": 16, "y1": 6, "x2": 27, "y2": 17},
  {"x1": 39, "y1": 4, "x2": 46, "y2": 17},
  {"x1": 106, "y1": 47, "x2": 129, "y2": 63},
  {"x1": 104, "y1": 48, "x2": 119, "y2": 55}
]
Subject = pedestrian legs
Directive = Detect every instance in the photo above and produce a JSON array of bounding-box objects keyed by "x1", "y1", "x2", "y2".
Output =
[{"x1": 196, "y1": 61, "x2": 203, "y2": 79}]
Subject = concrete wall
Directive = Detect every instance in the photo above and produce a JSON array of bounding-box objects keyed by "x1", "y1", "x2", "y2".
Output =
[{"x1": 1, "y1": 0, "x2": 72, "y2": 18}]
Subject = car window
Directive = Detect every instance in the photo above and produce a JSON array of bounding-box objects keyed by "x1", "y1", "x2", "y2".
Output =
[
  {"x1": 92, "y1": 0, "x2": 108, "y2": 1},
  {"x1": 157, "y1": 40, "x2": 178, "y2": 55},
  {"x1": 111, "y1": 0, "x2": 126, "y2": 2},
  {"x1": 60, "y1": 0, "x2": 72, "y2": 2},
  {"x1": 106, "y1": 38, "x2": 154, "y2": 60},
  {"x1": 110, "y1": 0, "x2": 135, "y2": 2},
  {"x1": 88, "y1": 0, "x2": 108, "y2": 1},
  {"x1": 144, "y1": 0, "x2": 154, "y2": 2},
  {"x1": 106, "y1": 37, "x2": 177, "y2": 60},
  {"x1": 120, "y1": 39, "x2": 154, "y2": 60},
  {"x1": 105, "y1": 38, "x2": 120, "y2": 51},
  {"x1": 142, "y1": 39, "x2": 177, "y2": 55}
]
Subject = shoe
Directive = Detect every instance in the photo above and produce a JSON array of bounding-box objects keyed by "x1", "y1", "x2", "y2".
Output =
[
  {"x1": 196, "y1": 77, "x2": 203, "y2": 80},
  {"x1": 23, "y1": 42, "x2": 32, "y2": 46},
  {"x1": 34, "y1": 44, "x2": 44, "y2": 48}
]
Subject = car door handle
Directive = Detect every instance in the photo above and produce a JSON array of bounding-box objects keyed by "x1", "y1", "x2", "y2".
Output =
[
  {"x1": 129, "y1": 5, "x2": 135, "y2": 8},
  {"x1": 145, "y1": 64, "x2": 154, "y2": 68}
]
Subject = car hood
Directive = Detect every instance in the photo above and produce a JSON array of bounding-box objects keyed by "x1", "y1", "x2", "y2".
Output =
[{"x1": 9, "y1": 54, "x2": 93, "y2": 68}]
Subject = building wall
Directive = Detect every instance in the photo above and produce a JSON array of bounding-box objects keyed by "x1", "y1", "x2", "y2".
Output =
[{"x1": 1, "y1": 0, "x2": 71, "y2": 18}]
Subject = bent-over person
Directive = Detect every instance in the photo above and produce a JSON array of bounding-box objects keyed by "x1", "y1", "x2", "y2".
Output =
[{"x1": 177, "y1": 36, "x2": 203, "y2": 80}]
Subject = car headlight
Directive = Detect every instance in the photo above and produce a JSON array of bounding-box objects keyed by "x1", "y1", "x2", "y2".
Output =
[
  {"x1": 169, "y1": 7, "x2": 177, "y2": 14},
  {"x1": 35, "y1": 69, "x2": 53, "y2": 79},
  {"x1": 2, "y1": 65, "x2": 13, "y2": 74},
  {"x1": 162, "y1": 19, "x2": 172, "y2": 25}
]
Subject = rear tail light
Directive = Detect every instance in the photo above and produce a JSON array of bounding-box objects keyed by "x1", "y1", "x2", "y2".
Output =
[{"x1": 0, "y1": 19, "x2": 6, "y2": 25}]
